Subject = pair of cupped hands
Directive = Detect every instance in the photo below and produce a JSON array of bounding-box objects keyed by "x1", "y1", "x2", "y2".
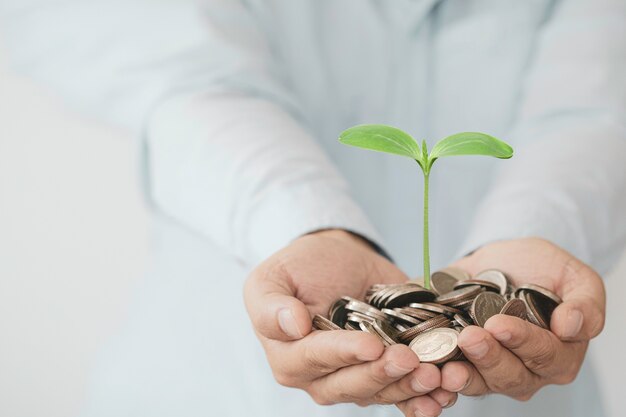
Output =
[{"x1": 243, "y1": 230, "x2": 605, "y2": 417}]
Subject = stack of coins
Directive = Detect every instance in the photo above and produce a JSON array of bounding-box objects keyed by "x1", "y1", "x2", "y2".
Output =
[{"x1": 313, "y1": 268, "x2": 562, "y2": 365}]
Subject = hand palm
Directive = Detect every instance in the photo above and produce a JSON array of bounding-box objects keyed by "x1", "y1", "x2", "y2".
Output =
[
  {"x1": 279, "y1": 232, "x2": 409, "y2": 317},
  {"x1": 441, "y1": 238, "x2": 605, "y2": 400}
]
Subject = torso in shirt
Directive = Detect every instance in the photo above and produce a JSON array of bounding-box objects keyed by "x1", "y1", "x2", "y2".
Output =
[{"x1": 245, "y1": 0, "x2": 553, "y2": 273}]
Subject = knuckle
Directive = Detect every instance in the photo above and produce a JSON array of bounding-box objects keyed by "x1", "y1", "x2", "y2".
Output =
[
  {"x1": 461, "y1": 374, "x2": 490, "y2": 397},
  {"x1": 555, "y1": 364, "x2": 581, "y2": 385},
  {"x1": 355, "y1": 399, "x2": 371, "y2": 407},
  {"x1": 505, "y1": 335, "x2": 525, "y2": 350},
  {"x1": 514, "y1": 391, "x2": 535, "y2": 402},
  {"x1": 310, "y1": 394, "x2": 334, "y2": 406},
  {"x1": 371, "y1": 391, "x2": 395, "y2": 405},
  {"x1": 360, "y1": 361, "x2": 392, "y2": 387},
  {"x1": 507, "y1": 324, "x2": 532, "y2": 350},
  {"x1": 302, "y1": 344, "x2": 334, "y2": 375},
  {"x1": 524, "y1": 341, "x2": 557, "y2": 371},
  {"x1": 307, "y1": 386, "x2": 335, "y2": 406},
  {"x1": 478, "y1": 352, "x2": 502, "y2": 370},
  {"x1": 555, "y1": 373, "x2": 575, "y2": 385},
  {"x1": 335, "y1": 390, "x2": 359, "y2": 404},
  {"x1": 303, "y1": 357, "x2": 331, "y2": 375},
  {"x1": 467, "y1": 390, "x2": 490, "y2": 398},
  {"x1": 489, "y1": 378, "x2": 524, "y2": 394},
  {"x1": 370, "y1": 368, "x2": 392, "y2": 386},
  {"x1": 272, "y1": 369, "x2": 297, "y2": 388},
  {"x1": 510, "y1": 382, "x2": 539, "y2": 402},
  {"x1": 469, "y1": 343, "x2": 502, "y2": 371}
]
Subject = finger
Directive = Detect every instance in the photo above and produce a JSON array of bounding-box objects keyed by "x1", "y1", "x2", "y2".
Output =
[
  {"x1": 307, "y1": 344, "x2": 420, "y2": 404},
  {"x1": 441, "y1": 360, "x2": 489, "y2": 397},
  {"x1": 552, "y1": 257, "x2": 605, "y2": 341},
  {"x1": 485, "y1": 314, "x2": 586, "y2": 384},
  {"x1": 243, "y1": 265, "x2": 312, "y2": 341},
  {"x1": 427, "y1": 388, "x2": 458, "y2": 409},
  {"x1": 456, "y1": 325, "x2": 539, "y2": 399},
  {"x1": 371, "y1": 363, "x2": 440, "y2": 404},
  {"x1": 266, "y1": 330, "x2": 385, "y2": 386},
  {"x1": 396, "y1": 395, "x2": 443, "y2": 417}
]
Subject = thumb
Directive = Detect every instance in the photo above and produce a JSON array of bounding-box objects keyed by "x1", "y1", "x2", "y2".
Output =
[
  {"x1": 243, "y1": 263, "x2": 312, "y2": 342},
  {"x1": 551, "y1": 258, "x2": 606, "y2": 342}
]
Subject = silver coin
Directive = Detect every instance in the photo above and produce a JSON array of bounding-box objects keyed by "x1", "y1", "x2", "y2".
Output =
[
  {"x1": 516, "y1": 283, "x2": 563, "y2": 304},
  {"x1": 312, "y1": 314, "x2": 341, "y2": 331},
  {"x1": 500, "y1": 298, "x2": 527, "y2": 320},
  {"x1": 371, "y1": 320, "x2": 397, "y2": 345},
  {"x1": 470, "y1": 292, "x2": 507, "y2": 327},
  {"x1": 431, "y1": 268, "x2": 463, "y2": 295},
  {"x1": 453, "y1": 313, "x2": 472, "y2": 328},
  {"x1": 454, "y1": 279, "x2": 502, "y2": 294},
  {"x1": 382, "y1": 308, "x2": 421, "y2": 325},
  {"x1": 474, "y1": 269, "x2": 509, "y2": 295},
  {"x1": 436, "y1": 286, "x2": 483, "y2": 305},
  {"x1": 384, "y1": 285, "x2": 437, "y2": 308},
  {"x1": 409, "y1": 328, "x2": 460, "y2": 364}
]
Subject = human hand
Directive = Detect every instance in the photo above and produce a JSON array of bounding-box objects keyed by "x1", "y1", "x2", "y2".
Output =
[
  {"x1": 440, "y1": 238, "x2": 605, "y2": 401},
  {"x1": 244, "y1": 229, "x2": 456, "y2": 414}
]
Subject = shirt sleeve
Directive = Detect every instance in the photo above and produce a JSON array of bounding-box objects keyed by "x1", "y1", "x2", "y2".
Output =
[
  {"x1": 459, "y1": 0, "x2": 626, "y2": 274},
  {"x1": 0, "y1": 0, "x2": 384, "y2": 265}
]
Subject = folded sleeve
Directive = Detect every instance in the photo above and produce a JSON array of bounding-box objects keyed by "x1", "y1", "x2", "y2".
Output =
[
  {"x1": 0, "y1": 0, "x2": 383, "y2": 265},
  {"x1": 460, "y1": 0, "x2": 626, "y2": 274},
  {"x1": 146, "y1": 92, "x2": 383, "y2": 264}
]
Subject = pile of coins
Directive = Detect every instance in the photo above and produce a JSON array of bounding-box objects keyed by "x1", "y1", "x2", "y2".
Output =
[{"x1": 312, "y1": 268, "x2": 562, "y2": 365}]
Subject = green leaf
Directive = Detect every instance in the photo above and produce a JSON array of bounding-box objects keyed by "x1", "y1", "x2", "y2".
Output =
[
  {"x1": 428, "y1": 132, "x2": 513, "y2": 170},
  {"x1": 339, "y1": 124, "x2": 423, "y2": 165}
]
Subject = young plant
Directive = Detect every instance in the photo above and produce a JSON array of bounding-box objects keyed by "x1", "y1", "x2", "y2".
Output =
[{"x1": 339, "y1": 125, "x2": 513, "y2": 290}]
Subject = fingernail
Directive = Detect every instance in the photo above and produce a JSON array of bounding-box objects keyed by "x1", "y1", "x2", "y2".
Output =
[
  {"x1": 443, "y1": 395, "x2": 457, "y2": 408},
  {"x1": 563, "y1": 309, "x2": 583, "y2": 338},
  {"x1": 415, "y1": 410, "x2": 434, "y2": 417},
  {"x1": 278, "y1": 308, "x2": 302, "y2": 338},
  {"x1": 493, "y1": 331, "x2": 512, "y2": 342},
  {"x1": 384, "y1": 361, "x2": 414, "y2": 378},
  {"x1": 451, "y1": 376, "x2": 471, "y2": 392},
  {"x1": 410, "y1": 376, "x2": 437, "y2": 392},
  {"x1": 463, "y1": 339, "x2": 489, "y2": 359}
]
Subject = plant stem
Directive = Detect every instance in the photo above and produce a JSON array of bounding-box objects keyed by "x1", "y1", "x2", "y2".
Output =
[{"x1": 423, "y1": 172, "x2": 431, "y2": 289}]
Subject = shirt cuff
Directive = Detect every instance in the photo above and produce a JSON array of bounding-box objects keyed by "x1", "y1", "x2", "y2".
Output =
[
  {"x1": 457, "y1": 183, "x2": 591, "y2": 264},
  {"x1": 243, "y1": 182, "x2": 388, "y2": 265}
]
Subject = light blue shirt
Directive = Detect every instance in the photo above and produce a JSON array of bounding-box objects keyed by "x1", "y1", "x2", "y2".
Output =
[
  {"x1": 1, "y1": 1, "x2": 624, "y2": 416},
  {"x1": 1, "y1": 0, "x2": 624, "y2": 272}
]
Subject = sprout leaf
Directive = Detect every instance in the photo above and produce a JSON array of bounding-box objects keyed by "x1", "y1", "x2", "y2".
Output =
[
  {"x1": 339, "y1": 124, "x2": 424, "y2": 167},
  {"x1": 428, "y1": 132, "x2": 513, "y2": 170}
]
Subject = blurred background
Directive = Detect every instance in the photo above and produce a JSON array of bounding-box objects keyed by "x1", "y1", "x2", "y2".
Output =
[{"x1": 1, "y1": 43, "x2": 625, "y2": 417}]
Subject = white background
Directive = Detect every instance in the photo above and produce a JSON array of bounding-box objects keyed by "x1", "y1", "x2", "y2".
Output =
[{"x1": 1, "y1": 51, "x2": 625, "y2": 417}]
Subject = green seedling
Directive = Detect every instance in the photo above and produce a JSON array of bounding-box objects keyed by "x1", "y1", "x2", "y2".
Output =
[{"x1": 339, "y1": 125, "x2": 513, "y2": 290}]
